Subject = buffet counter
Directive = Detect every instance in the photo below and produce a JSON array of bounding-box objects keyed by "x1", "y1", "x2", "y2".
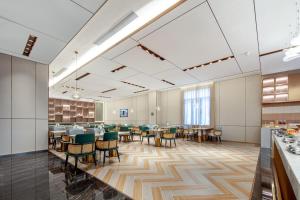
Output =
[{"x1": 273, "y1": 135, "x2": 300, "y2": 199}]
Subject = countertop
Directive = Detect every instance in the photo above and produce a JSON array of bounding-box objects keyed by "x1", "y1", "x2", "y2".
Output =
[{"x1": 274, "y1": 135, "x2": 300, "y2": 199}]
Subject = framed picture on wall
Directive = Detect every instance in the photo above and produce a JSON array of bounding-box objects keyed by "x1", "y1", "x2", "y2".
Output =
[{"x1": 120, "y1": 109, "x2": 128, "y2": 117}]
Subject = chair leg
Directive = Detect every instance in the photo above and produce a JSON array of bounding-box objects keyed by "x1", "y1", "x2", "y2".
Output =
[
  {"x1": 174, "y1": 139, "x2": 176, "y2": 147},
  {"x1": 165, "y1": 139, "x2": 167, "y2": 147},
  {"x1": 65, "y1": 155, "x2": 69, "y2": 167},
  {"x1": 93, "y1": 153, "x2": 97, "y2": 166},
  {"x1": 74, "y1": 157, "x2": 78, "y2": 174},
  {"x1": 141, "y1": 137, "x2": 143, "y2": 144},
  {"x1": 147, "y1": 137, "x2": 150, "y2": 145},
  {"x1": 116, "y1": 149, "x2": 120, "y2": 162},
  {"x1": 103, "y1": 151, "x2": 106, "y2": 165},
  {"x1": 219, "y1": 136, "x2": 222, "y2": 143},
  {"x1": 169, "y1": 140, "x2": 171, "y2": 148}
]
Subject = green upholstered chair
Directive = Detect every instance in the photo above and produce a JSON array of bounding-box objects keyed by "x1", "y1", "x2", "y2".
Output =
[
  {"x1": 95, "y1": 132, "x2": 120, "y2": 165},
  {"x1": 161, "y1": 128, "x2": 177, "y2": 148},
  {"x1": 65, "y1": 133, "x2": 96, "y2": 173},
  {"x1": 141, "y1": 126, "x2": 155, "y2": 144}
]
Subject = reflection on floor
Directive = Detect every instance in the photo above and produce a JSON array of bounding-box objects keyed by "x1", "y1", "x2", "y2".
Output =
[
  {"x1": 0, "y1": 151, "x2": 131, "y2": 200},
  {"x1": 51, "y1": 140, "x2": 259, "y2": 200}
]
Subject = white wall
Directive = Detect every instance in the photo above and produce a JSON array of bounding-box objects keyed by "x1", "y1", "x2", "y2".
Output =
[
  {"x1": 103, "y1": 74, "x2": 261, "y2": 143},
  {"x1": 104, "y1": 94, "x2": 149, "y2": 125},
  {"x1": 215, "y1": 75, "x2": 261, "y2": 143},
  {"x1": 0, "y1": 53, "x2": 48, "y2": 155},
  {"x1": 157, "y1": 89, "x2": 182, "y2": 126}
]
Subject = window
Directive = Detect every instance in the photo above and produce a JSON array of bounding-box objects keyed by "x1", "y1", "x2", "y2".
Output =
[{"x1": 183, "y1": 87, "x2": 210, "y2": 126}]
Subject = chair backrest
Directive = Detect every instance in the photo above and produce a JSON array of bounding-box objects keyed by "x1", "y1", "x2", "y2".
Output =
[
  {"x1": 141, "y1": 126, "x2": 149, "y2": 132},
  {"x1": 170, "y1": 127, "x2": 177, "y2": 134},
  {"x1": 103, "y1": 132, "x2": 118, "y2": 141},
  {"x1": 75, "y1": 133, "x2": 95, "y2": 144},
  {"x1": 120, "y1": 126, "x2": 129, "y2": 132}
]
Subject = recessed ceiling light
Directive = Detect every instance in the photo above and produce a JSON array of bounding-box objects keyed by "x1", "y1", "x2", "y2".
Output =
[{"x1": 49, "y1": 0, "x2": 184, "y2": 87}]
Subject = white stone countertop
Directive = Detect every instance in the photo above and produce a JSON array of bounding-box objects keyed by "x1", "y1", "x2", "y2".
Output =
[{"x1": 274, "y1": 135, "x2": 300, "y2": 199}]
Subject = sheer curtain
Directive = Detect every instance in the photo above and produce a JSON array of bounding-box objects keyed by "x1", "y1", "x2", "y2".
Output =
[{"x1": 183, "y1": 86, "x2": 210, "y2": 126}]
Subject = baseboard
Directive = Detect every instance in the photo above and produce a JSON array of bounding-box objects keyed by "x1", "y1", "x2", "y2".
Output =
[{"x1": 0, "y1": 149, "x2": 48, "y2": 158}]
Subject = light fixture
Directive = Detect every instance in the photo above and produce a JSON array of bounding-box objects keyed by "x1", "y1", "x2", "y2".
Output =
[
  {"x1": 284, "y1": 3, "x2": 300, "y2": 62},
  {"x1": 49, "y1": 0, "x2": 183, "y2": 87},
  {"x1": 72, "y1": 51, "x2": 81, "y2": 100}
]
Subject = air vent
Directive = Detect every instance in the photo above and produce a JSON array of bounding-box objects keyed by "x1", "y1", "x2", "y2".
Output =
[
  {"x1": 95, "y1": 12, "x2": 138, "y2": 45},
  {"x1": 162, "y1": 79, "x2": 175, "y2": 86},
  {"x1": 121, "y1": 81, "x2": 145, "y2": 88},
  {"x1": 182, "y1": 56, "x2": 234, "y2": 71},
  {"x1": 137, "y1": 44, "x2": 165, "y2": 61},
  {"x1": 134, "y1": 89, "x2": 149, "y2": 93},
  {"x1": 111, "y1": 65, "x2": 127, "y2": 73},
  {"x1": 75, "y1": 73, "x2": 90, "y2": 80},
  {"x1": 98, "y1": 95, "x2": 111, "y2": 99},
  {"x1": 101, "y1": 88, "x2": 117, "y2": 93},
  {"x1": 23, "y1": 35, "x2": 37, "y2": 56}
]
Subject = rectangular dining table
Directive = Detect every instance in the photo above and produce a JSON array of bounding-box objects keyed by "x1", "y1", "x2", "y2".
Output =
[{"x1": 191, "y1": 127, "x2": 213, "y2": 142}]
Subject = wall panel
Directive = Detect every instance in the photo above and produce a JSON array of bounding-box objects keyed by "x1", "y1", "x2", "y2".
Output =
[
  {"x1": 36, "y1": 63, "x2": 48, "y2": 119},
  {"x1": 0, "y1": 119, "x2": 11, "y2": 155},
  {"x1": 12, "y1": 119, "x2": 35, "y2": 154},
  {"x1": 0, "y1": 53, "x2": 11, "y2": 118},
  {"x1": 12, "y1": 57, "x2": 35, "y2": 118}
]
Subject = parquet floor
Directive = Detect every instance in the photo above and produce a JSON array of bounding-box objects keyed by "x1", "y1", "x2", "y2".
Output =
[{"x1": 51, "y1": 139, "x2": 259, "y2": 200}]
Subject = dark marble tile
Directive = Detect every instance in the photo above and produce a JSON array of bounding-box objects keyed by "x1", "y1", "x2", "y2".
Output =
[{"x1": 0, "y1": 152, "x2": 132, "y2": 200}]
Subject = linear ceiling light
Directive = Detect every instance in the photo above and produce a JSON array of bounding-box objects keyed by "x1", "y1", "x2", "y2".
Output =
[
  {"x1": 75, "y1": 72, "x2": 90, "y2": 80},
  {"x1": 182, "y1": 56, "x2": 234, "y2": 71},
  {"x1": 137, "y1": 44, "x2": 165, "y2": 61},
  {"x1": 111, "y1": 65, "x2": 127, "y2": 73},
  {"x1": 121, "y1": 81, "x2": 145, "y2": 88},
  {"x1": 101, "y1": 88, "x2": 117, "y2": 93},
  {"x1": 49, "y1": 0, "x2": 183, "y2": 87},
  {"x1": 161, "y1": 79, "x2": 175, "y2": 85},
  {"x1": 133, "y1": 89, "x2": 149, "y2": 93},
  {"x1": 23, "y1": 35, "x2": 37, "y2": 56}
]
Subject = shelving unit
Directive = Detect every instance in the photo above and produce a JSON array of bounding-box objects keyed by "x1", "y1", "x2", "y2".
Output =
[
  {"x1": 262, "y1": 76, "x2": 288, "y2": 103},
  {"x1": 48, "y1": 98, "x2": 95, "y2": 123}
]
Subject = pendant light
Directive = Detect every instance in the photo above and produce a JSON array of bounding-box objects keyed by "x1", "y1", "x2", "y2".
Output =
[{"x1": 72, "y1": 51, "x2": 81, "y2": 100}]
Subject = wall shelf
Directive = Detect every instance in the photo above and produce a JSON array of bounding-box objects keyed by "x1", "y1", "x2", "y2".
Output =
[{"x1": 49, "y1": 98, "x2": 95, "y2": 123}]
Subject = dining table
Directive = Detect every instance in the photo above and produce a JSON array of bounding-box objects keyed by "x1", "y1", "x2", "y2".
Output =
[
  {"x1": 151, "y1": 128, "x2": 168, "y2": 147},
  {"x1": 191, "y1": 127, "x2": 213, "y2": 143}
]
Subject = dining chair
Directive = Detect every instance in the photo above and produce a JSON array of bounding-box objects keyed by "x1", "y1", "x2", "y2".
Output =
[
  {"x1": 65, "y1": 133, "x2": 96, "y2": 174},
  {"x1": 95, "y1": 132, "x2": 120, "y2": 165},
  {"x1": 161, "y1": 127, "x2": 177, "y2": 147},
  {"x1": 141, "y1": 126, "x2": 155, "y2": 144}
]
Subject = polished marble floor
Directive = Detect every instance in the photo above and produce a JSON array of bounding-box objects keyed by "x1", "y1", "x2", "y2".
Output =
[
  {"x1": 0, "y1": 151, "x2": 131, "y2": 200},
  {"x1": 51, "y1": 139, "x2": 260, "y2": 200}
]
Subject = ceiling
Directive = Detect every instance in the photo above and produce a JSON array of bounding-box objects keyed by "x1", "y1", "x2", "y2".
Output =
[{"x1": 1, "y1": 0, "x2": 300, "y2": 101}]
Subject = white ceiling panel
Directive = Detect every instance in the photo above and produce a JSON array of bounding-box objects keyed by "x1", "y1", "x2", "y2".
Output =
[
  {"x1": 72, "y1": 0, "x2": 106, "y2": 13},
  {"x1": 114, "y1": 46, "x2": 175, "y2": 75},
  {"x1": 0, "y1": 18, "x2": 65, "y2": 64},
  {"x1": 123, "y1": 74, "x2": 170, "y2": 90},
  {"x1": 261, "y1": 51, "x2": 300, "y2": 75},
  {"x1": 79, "y1": 56, "x2": 139, "y2": 80},
  {"x1": 140, "y1": 2, "x2": 231, "y2": 69},
  {"x1": 132, "y1": 0, "x2": 206, "y2": 40},
  {"x1": 256, "y1": 0, "x2": 296, "y2": 53},
  {"x1": 102, "y1": 38, "x2": 138, "y2": 59},
  {"x1": 185, "y1": 59, "x2": 241, "y2": 82},
  {"x1": 50, "y1": 0, "x2": 151, "y2": 72},
  {"x1": 208, "y1": 0, "x2": 259, "y2": 73},
  {"x1": 0, "y1": 0, "x2": 93, "y2": 42},
  {"x1": 154, "y1": 68, "x2": 198, "y2": 86}
]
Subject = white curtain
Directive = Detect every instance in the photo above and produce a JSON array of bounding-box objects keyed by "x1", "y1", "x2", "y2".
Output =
[{"x1": 184, "y1": 86, "x2": 210, "y2": 126}]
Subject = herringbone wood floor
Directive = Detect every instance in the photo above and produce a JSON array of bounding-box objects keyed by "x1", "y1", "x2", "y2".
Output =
[{"x1": 51, "y1": 139, "x2": 259, "y2": 200}]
